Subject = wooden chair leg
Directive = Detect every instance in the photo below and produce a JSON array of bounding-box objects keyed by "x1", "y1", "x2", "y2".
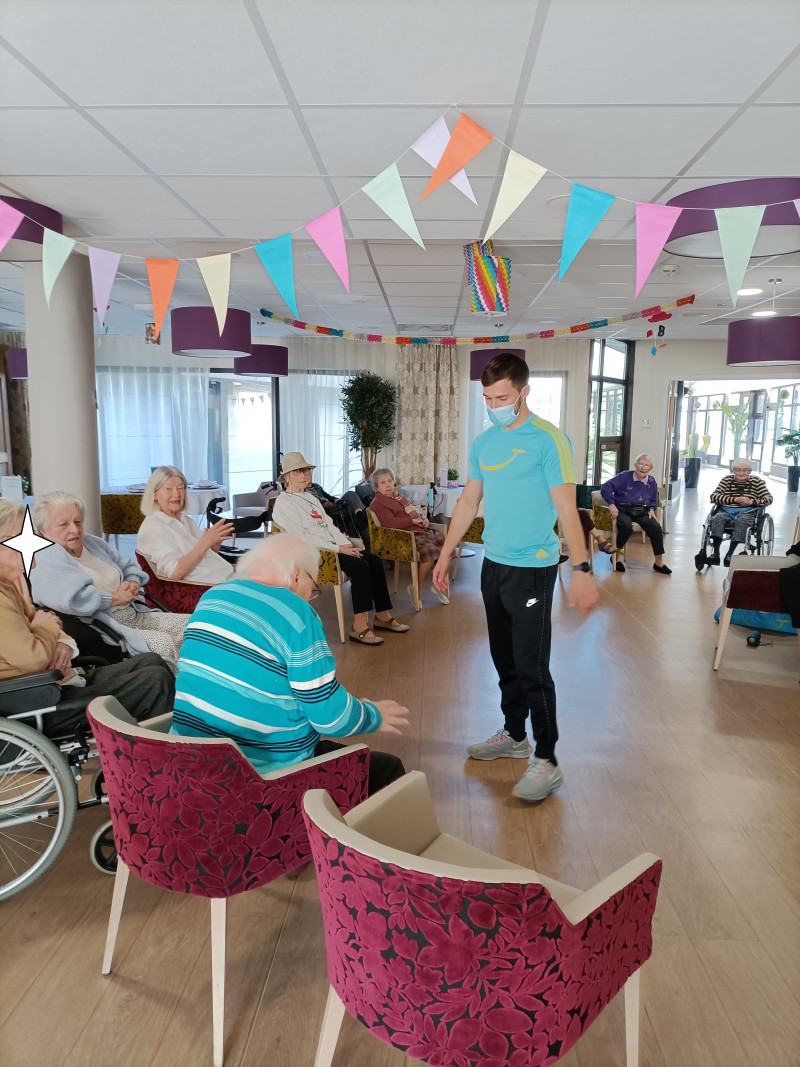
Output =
[
  {"x1": 333, "y1": 585, "x2": 345, "y2": 644},
  {"x1": 102, "y1": 860, "x2": 130, "y2": 975},
  {"x1": 452, "y1": 542, "x2": 465, "y2": 581},
  {"x1": 314, "y1": 985, "x2": 346, "y2": 1067},
  {"x1": 211, "y1": 897, "x2": 227, "y2": 1067},
  {"x1": 624, "y1": 968, "x2": 640, "y2": 1067},
  {"x1": 714, "y1": 606, "x2": 733, "y2": 670},
  {"x1": 411, "y1": 561, "x2": 421, "y2": 611},
  {"x1": 588, "y1": 535, "x2": 594, "y2": 573},
  {"x1": 393, "y1": 561, "x2": 399, "y2": 593}
]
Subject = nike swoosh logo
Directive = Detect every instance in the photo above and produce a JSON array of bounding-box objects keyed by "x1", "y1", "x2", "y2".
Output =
[{"x1": 526, "y1": 598, "x2": 539, "y2": 607}]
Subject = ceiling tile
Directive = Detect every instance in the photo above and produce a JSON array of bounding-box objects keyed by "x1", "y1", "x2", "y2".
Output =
[
  {"x1": 162, "y1": 175, "x2": 335, "y2": 219},
  {"x1": 0, "y1": 109, "x2": 145, "y2": 175},
  {"x1": 685, "y1": 107, "x2": 800, "y2": 176},
  {"x1": 2, "y1": 175, "x2": 198, "y2": 219}
]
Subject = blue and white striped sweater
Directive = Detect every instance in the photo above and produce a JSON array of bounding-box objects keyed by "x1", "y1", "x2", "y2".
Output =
[{"x1": 171, "y1": 580, "x2": 381, "y2": 771}]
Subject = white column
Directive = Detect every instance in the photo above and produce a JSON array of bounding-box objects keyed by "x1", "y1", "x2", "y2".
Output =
[{"x1": 24, "y1": 255, "x2": 101, "y2": 534}]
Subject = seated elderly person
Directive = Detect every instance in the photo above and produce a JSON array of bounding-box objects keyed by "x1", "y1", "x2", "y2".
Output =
[
  {"x1": 272, "y1": 451, "x2": 409, "y2": 645},
  {"x1": 137, "y1": 465, "x2": 235, "y2": 584},
  {"x1": 31, "y1": 491, "x2": 188, "y2": 665},
  {"x1": 707, "y1": 458, "x2": 773, "y2": 566},
  {"x1": 171, "y1": 534, "x2": 408, "y2": 795},
  {"x1": 601, "y1": 454, "x2": 671, "y2": 574},
  {"x1": 369, "y1": 467, "x2": 450, "y2": 605},
  {"x1": 0, "y1": 499, "x2": 174, "y2": 730}
]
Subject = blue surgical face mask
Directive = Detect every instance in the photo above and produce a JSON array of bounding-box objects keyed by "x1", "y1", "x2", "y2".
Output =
[{"x1": 486, "y1": 391, "x2": 523, "y2": 428}]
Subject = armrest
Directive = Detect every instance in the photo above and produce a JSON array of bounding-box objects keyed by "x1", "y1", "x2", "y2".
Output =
[
  {"x1": 138, "y1": 711, "x2": 173, "y2": 734},
  {"x1": 430, "y1": 523, "x2": 447, "y2": 535},
  {"x1": 259, "y1": 742, "x2": 368, "y2": 781},
  {"x1": 562, "y1": 853, "x2": 661, "y2": 925},
  {"x1": 343, "y1": 769, "x2": 442, "y2": 857},
  {"x1": 0, "y1": 669, "x2": 62, "y2": 695}
]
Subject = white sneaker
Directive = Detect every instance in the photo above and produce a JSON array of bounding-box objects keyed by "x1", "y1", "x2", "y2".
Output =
[
  {"x1": 433, "y1": 583, "x2": 449, "y2": 605},
  {"x1": 512, "y1": 757, "x2": 564, "y2": 802},
  {"x1": 466, "y1": 728, "x2": 532, "y2": 761}
]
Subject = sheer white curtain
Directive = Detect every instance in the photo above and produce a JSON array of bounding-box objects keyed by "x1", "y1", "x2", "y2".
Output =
[
  {"x1": 96, "y1": 365, "x2": 209, "y2": 486},
  {"x1": 281, "y1": 338, "x2": 396, "y2": 492}
]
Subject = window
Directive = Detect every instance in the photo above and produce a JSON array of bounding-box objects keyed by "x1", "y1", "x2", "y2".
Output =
[
  {"x1": 585, "y1": 339, "x2": 633, "y2": 483},
  {"x1": 282, "y1": 370, "x2": 365, "y2": 494},
  {"x1": 207, "y1": 377, "x2": 275, "y2": 499}
]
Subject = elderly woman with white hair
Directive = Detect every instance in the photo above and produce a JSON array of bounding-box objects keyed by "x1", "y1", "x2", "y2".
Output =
[
  {"x1": 137, "y1": 465, "x2": 235, "y2": 584},
  {"x1": 601, "y1": 454, "x2": 671, "y2": 574},
  {"x1": 30, "y1": 490, "x2": 189, "y2": 664},
  {"x1": 369, "y1": 467, "x2": 450, "y2": 605},
  {"x1": 707, "y1": 457, "x2": 773, "y2": 566},
  {"x1": 172, "y1": 534, "x2": 408, "y2": 795},
  {"x1": 0, "y1": 499, "x2": 174, "y2": 726}
]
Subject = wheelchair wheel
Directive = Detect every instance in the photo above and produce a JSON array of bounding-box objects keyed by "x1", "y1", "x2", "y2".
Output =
[
  {"x1": 0, "y1": 720, "x2": 78, "y2": 901},
  {"x1": 90, "y1": 819, "x2": 118, "y2": 874},
  {"x1": 757, "y1": 514, "x2": 775, "y2": 556}
]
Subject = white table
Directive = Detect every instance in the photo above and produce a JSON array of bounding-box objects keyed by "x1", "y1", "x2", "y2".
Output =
[{"x1": 401, "y1": 484, "x2": 484, "y2": 520}]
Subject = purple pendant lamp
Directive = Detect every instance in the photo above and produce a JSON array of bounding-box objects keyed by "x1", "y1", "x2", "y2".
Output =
[
  {"x1": 470, "y1": 347, "x2": 526, "y2": 381},
  {"x1": 170, "y1": 307, "x2": 251, "y2": 357},
  {"x1": 234, "y1": 344, "x2": 289, "y2": 377},
  {"x1": 5, "y1": 348, "x2": 28, "y2": 379},
  {"x1": 727, "y1": 317, "x2": 800, "y2": 367}
]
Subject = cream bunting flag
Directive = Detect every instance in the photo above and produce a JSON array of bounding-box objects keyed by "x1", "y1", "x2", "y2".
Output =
[
  {"x1": 42, "y1": 230, "x2": 76, "y2": 307},
  {"x1": 362, "y1": 164, "x2": 425, "y2": 248},
  {"x1": 715, "y1": 205, "x2": 766, "y2": 307},
  {"x1": 484, "y1": 152, "x2": 547, "y2": 240},
  {"x1": 197, "y1": 253, "x2": 232, "y2": 333}
]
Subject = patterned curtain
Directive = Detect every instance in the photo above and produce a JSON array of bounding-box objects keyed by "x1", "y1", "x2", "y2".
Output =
[{"x1": 396, "y1": 344, "x2": 459, "y2": 484}]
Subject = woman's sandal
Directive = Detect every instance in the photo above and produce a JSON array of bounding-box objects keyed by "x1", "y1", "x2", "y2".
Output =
[
  {"x1": 597, "y1": 541, "x2": 615, "y2": 554},
  {"x1": 349, "y1": 627, "x2": 384, "y2": 645},
  {"x1": 373, "y1": 616, "x2": 410, "y2": 633}
]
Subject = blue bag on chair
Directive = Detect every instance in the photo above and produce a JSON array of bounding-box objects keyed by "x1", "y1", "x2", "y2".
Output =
[{"x1": 713, "y1": 606, "x2": 798, "y2": 634}]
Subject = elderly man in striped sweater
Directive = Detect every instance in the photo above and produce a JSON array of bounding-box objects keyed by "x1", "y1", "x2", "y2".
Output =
[
  {"x1": 708, "y1": 458, "x2": 773, "y2": 566},
  {"x1": 170, "y1": 534, "x2": 408, "y2": 795}
]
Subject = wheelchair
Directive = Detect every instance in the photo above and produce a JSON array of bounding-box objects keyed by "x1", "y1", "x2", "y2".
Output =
[
  {"x1": 694, "y1": 504, "x2": 774, "y2": 572},
  {"x1": 0, "y1": 667, "x2": 117, "y2": 901}
]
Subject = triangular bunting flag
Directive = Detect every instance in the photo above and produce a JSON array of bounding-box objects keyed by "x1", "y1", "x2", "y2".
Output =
[
  {"x1": 794, "y1": 198, "x2": 800, "y2": 222},
  {"x1": 305, "y1": 206, "x2": 349, "y2": 292},
  {"x1": 634, "y1": 202, "x2": 683, "y2": 296},
  {"x1": 197, "y1": 253, "x2": 232, "y2": 333},
  {"x1": 559, "y1": 184, "x2": 616, "y2": 280},
  {"x1": 42, "y1": 230, "x2": 76, "y2": 307},
  {"x1": 254, "y1": 234, "x2": 298, "y2": 317},
  {"x1": 88, "y1": 247, "x2": 121, "y2": 328},
  {"x1": 0, "y1": 200, "x2": 24, "y2": 254},
  {"x1": 715, "y1": 205, "x2": 766, "y2": 307},
  {"x1": 362, "y1": 165, "x2": 424, "y2": 248},
  {"x1": 411, "y1": 117, "x2": 477, "y2": 203},
  {"x1": 145, "y1": 258, "x2": 180, "y2": 339},
  {"x1": 421, "y1": 113, "x2": 493, "y2": 200},
  {"x1": 484, "y1": 151, "x2": 547, "y2": 240}
]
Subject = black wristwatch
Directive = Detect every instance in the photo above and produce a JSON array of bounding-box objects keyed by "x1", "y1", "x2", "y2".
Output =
[{"x1": 572, "y1": 561, "x2": 591, "y2": 573}]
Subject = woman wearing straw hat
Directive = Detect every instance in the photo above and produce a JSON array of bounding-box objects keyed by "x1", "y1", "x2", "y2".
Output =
[{"x1": 272, "y1": 452, "x2": 409, "y2": 645}]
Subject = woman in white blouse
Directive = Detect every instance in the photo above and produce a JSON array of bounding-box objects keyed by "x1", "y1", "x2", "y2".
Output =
[{"x1": 137, "y1": 466, "x2": 235, "y2": 586}]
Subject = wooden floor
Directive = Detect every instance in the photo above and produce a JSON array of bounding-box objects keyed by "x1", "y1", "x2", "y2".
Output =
[{"x1": 3, "y1": 470, "x2": 800, "y2": 1067}]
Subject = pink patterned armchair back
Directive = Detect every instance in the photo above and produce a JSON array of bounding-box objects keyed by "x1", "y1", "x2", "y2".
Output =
[
  {"x1": 136, "y1": 551, "x2": 211, "y2": 614},
  {"x1": 87, "y1": 697, "x2": 369, "y2": 899},
  {"x1": 304, "y1": 806, "x2": 661, "y2": 1066}
]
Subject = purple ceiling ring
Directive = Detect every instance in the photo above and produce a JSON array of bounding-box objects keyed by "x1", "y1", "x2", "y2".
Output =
[
  {"x1": 171, "y1": 306, "x2": 251, "y2": 357},
  {"x1": 5, "y1": 348, "x2": 28, "y2": 379},
  {"x1": 727, "y1": 317, "x2": 800, "y2": 367},
  {"x1": 470, "y1": 347, "x2": 526, "y2": 381},
  {"x1": 0, "y1": 196, "x2": 64, "y2": 261},
  {"x1": 664, "y1": 178, "x2": 800, "y2": 258},
  {"x1": 233, "y1": 344, "x2": 289, "y2": 377}
]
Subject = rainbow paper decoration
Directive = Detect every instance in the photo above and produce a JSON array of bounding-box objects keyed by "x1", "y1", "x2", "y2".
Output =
[{"x1": 464, "y1": 241, "x2": 510, "y2": 313}]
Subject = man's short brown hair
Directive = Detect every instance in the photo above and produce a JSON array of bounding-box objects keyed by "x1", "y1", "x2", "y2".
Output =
[{"x1": 480, "y1": 352, "x2": 529, "y2": 391}]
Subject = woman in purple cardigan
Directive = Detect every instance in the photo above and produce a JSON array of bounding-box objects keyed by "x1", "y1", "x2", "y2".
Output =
[{"x1": 369, "y1": 468, "x2": 450, "y2": 605}]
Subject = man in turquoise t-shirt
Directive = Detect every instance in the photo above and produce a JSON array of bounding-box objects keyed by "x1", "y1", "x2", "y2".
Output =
[{"x1": 433, "y1": 353, "x2": 598, "y2": 802}]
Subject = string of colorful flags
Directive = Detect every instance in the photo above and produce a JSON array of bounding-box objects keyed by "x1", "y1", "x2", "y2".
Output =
[
  {"x1": 1, "y1": 105, "x2": 797, "y2": 340},
  {"x1": 258, "y1": 295, "x2": 696, "y2": 345}
]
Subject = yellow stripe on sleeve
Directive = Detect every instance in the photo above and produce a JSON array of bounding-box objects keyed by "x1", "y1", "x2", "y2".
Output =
[{"x1": 531, "y1": 417, "x2": 576, "y2": 482}]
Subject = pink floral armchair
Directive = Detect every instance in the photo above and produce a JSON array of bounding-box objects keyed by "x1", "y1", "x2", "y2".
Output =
[
  {"x1": 303, "y1": 771, "x2": 661, "y2": 1067},
  {"x1": 86, "y1": 695, "x2": 369, "y2": 1067}
]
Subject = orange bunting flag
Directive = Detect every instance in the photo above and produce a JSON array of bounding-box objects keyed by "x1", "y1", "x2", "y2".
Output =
[
  {"x1": 421, "y1": 113, "x2": 493, "y2": 200},
  {"x1": 145, "y1": 258, "x2": 180, "y2": 339}
]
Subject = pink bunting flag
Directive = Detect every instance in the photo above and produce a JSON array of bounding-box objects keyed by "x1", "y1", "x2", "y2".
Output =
[
  {"x1": 635, "y1": 202, "x2": 683, "y2": 296},
  {"x1": 305, "y1": 206, "x2": 349, "y2": 292},
  {"x1": 88, "y1": 247, "x2": 121, "y2": 329},
  {"x1": 0, "y1": 200, "x2": 24, "y2": 254}
]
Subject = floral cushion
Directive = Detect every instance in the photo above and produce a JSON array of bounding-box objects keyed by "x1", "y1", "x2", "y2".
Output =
[
  {"x1": 101, "y1": 493, "x2": 145, "y2": 536},
  {"x1": 461, "y1": 517, "x2": 485, "y2": 545},
  {"x1": 367, "y1": 511, "x2": 417, "y2": 563},
  {"x1": 306, "y1": 815, "x2": 661, "y2": 1067},
  {"x1": 88, "y1": 709, "x2": 369, "y2": 899}
]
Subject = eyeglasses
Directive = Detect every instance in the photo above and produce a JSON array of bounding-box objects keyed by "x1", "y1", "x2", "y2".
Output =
[{"x1": 305, "y1": 572, "x2": 321, "y2": 600}]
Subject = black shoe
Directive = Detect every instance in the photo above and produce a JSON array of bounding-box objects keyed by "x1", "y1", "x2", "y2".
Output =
[
  {"x1": 558, "y1": 553, "x2": 569, "y2": 565},
  {"x1": 708, "y1": 554, "x2": 720, "y2": 566},
  {"x1": 723, "y1": 553, "x2": 732, "y2": 567},
  {"x1": 615, "y1": 561, "x2": 626, "y2": 572},
  {"x1": 653, "y1": 563, "x2": 672, "y2": 575}
]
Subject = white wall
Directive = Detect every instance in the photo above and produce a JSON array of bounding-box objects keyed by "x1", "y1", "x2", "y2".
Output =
[{"x1": 630, "y1": 339, "x2": 800, "y2": 481}]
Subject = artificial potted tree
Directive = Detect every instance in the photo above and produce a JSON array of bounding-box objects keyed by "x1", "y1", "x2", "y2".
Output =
[
  {"x1": 777, "y1": 429, "x2": 800, "y2": 492},
  {"x1": 713, "y1": 397, "x2": 750, "y2": 466},
  {"x1": 340, "y1": 370, "x2": 397, "y2": 480}
]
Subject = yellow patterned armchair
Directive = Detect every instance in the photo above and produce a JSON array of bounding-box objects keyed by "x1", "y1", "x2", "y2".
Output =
[
  {"x1": 451, "y1": 516, "x2": 485, "y2": 581},
  {"x1": 270, "y1": 524, "x2": 349, "y2": 643},
  {"x1": 366, "y1": 510, "x2": 447, "y2": 611}
]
